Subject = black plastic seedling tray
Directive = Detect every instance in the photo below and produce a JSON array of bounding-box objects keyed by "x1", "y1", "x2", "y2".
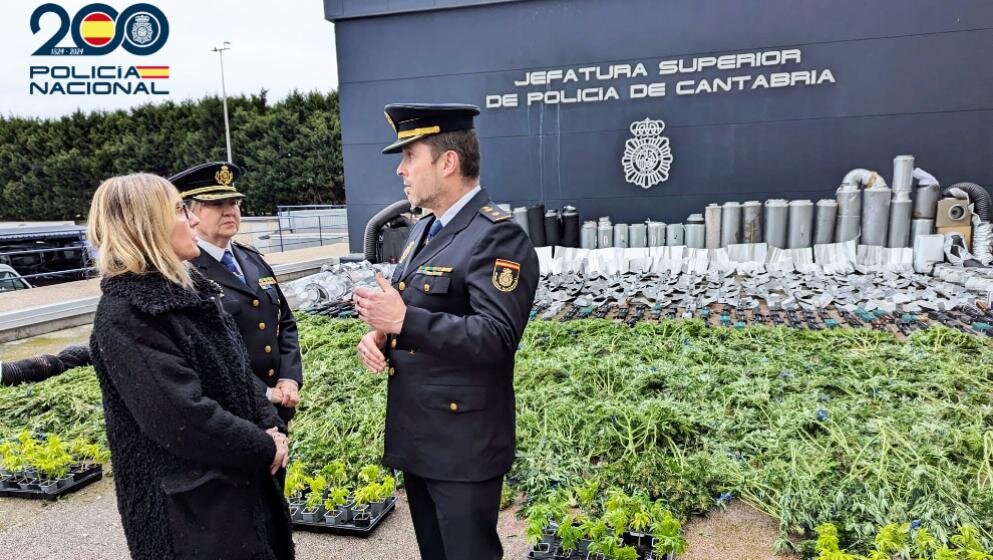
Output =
[
  {"x1": 0, "y1": 465, "x2": 103, "y2": 501},
  {"x1": 291, "y1": 495, "x2": 397, "y2": 537}
]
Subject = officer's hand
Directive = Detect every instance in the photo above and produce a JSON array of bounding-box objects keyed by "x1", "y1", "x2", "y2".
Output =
[
  {"x1": 357, "y1": 329, "x2": 387, "y2": 372},
  {"x1": 353, "y1": 273, "x2": 407, "y2": 334},
  {"x1": 269, "y1": 386, "x2": 285, "y2": 405},
  {"x1": 275, "y1": 379, "x2": 300, "y2": 408}
]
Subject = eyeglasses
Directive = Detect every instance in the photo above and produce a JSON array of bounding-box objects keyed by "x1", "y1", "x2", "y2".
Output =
[
  {"x1": 175, "y1": 203, "x2": 193, "y2": 221},
  {"x1": 202, "y1": 198, "x2": 243, "y2": 209}
]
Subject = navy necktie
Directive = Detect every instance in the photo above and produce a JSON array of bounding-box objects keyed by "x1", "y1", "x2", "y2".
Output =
[
  {"x1": 426, "y1": 219, "x2": 443, "y2": 243},
  {"x1": 220, "y1": 250, "x2": 246, "y2": 284}
]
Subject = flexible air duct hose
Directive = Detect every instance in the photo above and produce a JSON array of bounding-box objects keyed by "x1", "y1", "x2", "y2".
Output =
[{"x1": 363, "y1": 200, "x2": 412, "y2": 262}]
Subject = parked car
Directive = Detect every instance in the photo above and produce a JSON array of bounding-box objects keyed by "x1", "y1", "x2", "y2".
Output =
[{"x1": 0, "y1": 264, "x2": 32, "y2": 292}]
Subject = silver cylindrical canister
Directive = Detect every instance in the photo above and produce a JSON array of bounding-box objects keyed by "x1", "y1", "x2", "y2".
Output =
[
  {"x1": 613, "y1": 223, "x2": 629, "y2": 248},
  {"x1": 834, "y1": 183, "x2": 862, "y2": 242},
  {"x1": 704, "y1": 204, "x2": 722, "y2": 250},
  {"x1": 580, "y1": 221, "x2": 598, "y2": 249},
  {"x1": 597, "y1": 223, "x2": 613, "y2": 248},
  {"x1": 666, "y1": 223, "x2": 685, "y2": 246},
  {"x1": 720, "y1": 201, "x2": 742, "y2": 248},
  {"x1": 513, "y1": 207, "x2": 529, "y2": 237},
  {"x1": 813, "y1": 199, "x2": 838, "y2": 245},
  {"x1": 628, "y1": 223, "x2": 647, "y2": 248},
  {"x1": 685, "y1": 213, "x2": 705, "y2": 249},
  {"x1": 647, "y1": 221, "x2": 666, "y2": 247},
  {"x1": 742, "y1": 201, "x2": 762, "y2": 243},
  {"x1": 910, "y1": 219, "x2": 934, "y2": 246},
  {"x1": 787, "y1": 200, "x2": 814, "y2": 249},
  {"x1": 913, "y1": 183, "x2": 940, "y2": 219},
  {"x1": 887, "y1": 190, "x2": 913, "y2": 248},
  {"x1": 892, "y1": 155, "x2": 915, "y2": 191},
  {"x1": 861, "y1": 184, "x2": 892, "y2": 246},
  {"x1": 764, "y1": 199, "x2": 789, "y2": 248}
]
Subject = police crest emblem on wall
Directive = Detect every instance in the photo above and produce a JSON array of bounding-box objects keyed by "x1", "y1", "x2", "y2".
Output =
[{"x1": 621, "y1": 118, "x2": 673, "y2": 189}]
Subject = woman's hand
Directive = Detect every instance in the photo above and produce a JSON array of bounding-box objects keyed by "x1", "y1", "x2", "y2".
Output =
[{"x1": 266, "y1": 427, "x2": 289, "y2": 474}]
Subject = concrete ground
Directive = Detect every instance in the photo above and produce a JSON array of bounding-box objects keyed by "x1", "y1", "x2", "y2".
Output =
[{"x1": 0, "y1": 475, "x2": 795, "y2": 560}]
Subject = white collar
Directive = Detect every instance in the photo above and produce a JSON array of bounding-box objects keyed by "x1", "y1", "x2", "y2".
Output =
[
  {"x1": 435, "y1": 185, "x2": 481, "y2": 227},
  {"x1": 196, "y1": 238, "x2": 233, "y2": 262}
]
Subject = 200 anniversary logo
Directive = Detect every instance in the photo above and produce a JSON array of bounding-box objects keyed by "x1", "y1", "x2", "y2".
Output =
[{"x1": 29, "y1": 3, "x2": 170, "y2": 96}]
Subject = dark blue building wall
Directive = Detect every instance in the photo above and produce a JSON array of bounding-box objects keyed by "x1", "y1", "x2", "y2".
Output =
[{"x1": 328, "y1": 0, "x2": 993, "y2": 252}]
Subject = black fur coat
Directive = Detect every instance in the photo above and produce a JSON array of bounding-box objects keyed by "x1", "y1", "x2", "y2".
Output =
[{"x1": 90, "y1": 270, "x2": 293, "y2": 560}]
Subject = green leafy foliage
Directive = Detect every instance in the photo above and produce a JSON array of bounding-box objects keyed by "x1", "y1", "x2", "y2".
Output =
[
  {"x1": 4, "y1": 315, "x2": 993, "y2": 555},
  {"x1": 0, "y1": 90, "x2": 343, "y2": 221}
]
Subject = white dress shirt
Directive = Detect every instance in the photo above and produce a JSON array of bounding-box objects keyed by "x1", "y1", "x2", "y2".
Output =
[{"x1": 434, "y1": 185, "x2": 482, "y2": 228}]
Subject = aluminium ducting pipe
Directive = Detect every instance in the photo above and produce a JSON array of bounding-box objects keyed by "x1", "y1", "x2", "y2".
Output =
[
  {"x1": 912, "y1": 168, "x2": 940, "y2": 219},
  {"x1": 597, "y1": 222, "x2": 613, "y2": 248},
  {"x1": 887, "y1": 189, "x2": 913, "y2": 248},
  {"x1": 629, "y1": 223, "x2": 648, "y2": 248},
  {"x1": 787, "y1": 200, "x2": 814, "y2": 249},
  {"x1": 614, "y1": 223, "x2": 629, "y2": 248},
  {"x1": 834, "y1": 183, "x2": 861, "y2": 243},
  {"x1": 647, "y1": 221, "x2": 666, "y2": 247},
  {"x1": 910, "y1": 219, "x2": 933, "y2": 246},
  {"x1": 666, "y1": 223, "x2": 685, "y2": 246},
  {"x1": 685, "y1": 213, "x2": 705, "y2": 249},
  {"x1": 742, "y1": 201, "x2": 762, "y2": 243},
  {"x1": 814, "y1": 199, "x2": 838, "y2": 245},
  {"x1": 892, "y1": 155, "x2": 915, "y2": 191},
  {"x1": 764, "y1": 199, "x2": 789, "y2": 248},
  {"x1": 720, "y1": 201, "x2": 742, "y2": 248},
  {"x1": 580, "y1": 221, "x2": 598, "y2": 249},
  {"x1": 363, "y1": 199, "x2": 412, "y2": 262},
  {"x1": 861, "y1": 184, "x2": 892, "y2": 246},
  {"x1": 513, "y1": 207, "x2": 529, "y2": 237},
  {"x1": 704, "y1": 204, "x2": 722, "y2": 250},
  {"x1": 842, "y1": 168, "x2": 888, "y2": 189},
  {"x1": 944, "y1": 182, "x2": 993, "y2": 222}
]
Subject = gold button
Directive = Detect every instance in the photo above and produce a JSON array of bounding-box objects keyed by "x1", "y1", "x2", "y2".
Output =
[
  {"x1": 449, "y1": 402, "x2": 458, "y2": 412},
  {"x1": 388, "y1": 367, "x2": 395, "y2": 376},
  {"x1": 259, "y1": 322, "x2": 266, "y2": 330},
  {"x1": 390, "y1": 339, "x2": 397, "y2": 349},
  {"x1": 398, "y1": 281, "x2": 406, "y2": 291},
  {"x1": 264, "y1": 345, "x2": 272, "y2": 353},
  {"x1": 423, "y1": 283, "x2": 431, "y2": 292},
  {"x1": 252, "y1": 299, "x2": 260, "y2": 307},
  {"x1": 267, "y1": 369, "x2": 275, "y2": 377}
]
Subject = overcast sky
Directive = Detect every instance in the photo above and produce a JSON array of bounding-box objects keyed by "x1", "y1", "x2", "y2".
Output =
[{"x1": 0, "y1": 0, "x2": 339, "y2": 119}]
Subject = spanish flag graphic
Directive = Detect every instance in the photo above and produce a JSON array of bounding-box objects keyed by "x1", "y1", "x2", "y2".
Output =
[
  {"x1": 136, "y1": 66, "x2": 170, "y2": 79},
  {"x1": 80, "y1": 12, "x2": 114, "y2": 47}
]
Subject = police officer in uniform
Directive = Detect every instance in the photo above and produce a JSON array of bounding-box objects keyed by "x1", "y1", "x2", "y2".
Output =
[
  {"x1": 170, "y1": 162, "x2": 304, "y2": 423},
  {"x1": 354, "y1": 104, "x2": 538, "y2": 560}
]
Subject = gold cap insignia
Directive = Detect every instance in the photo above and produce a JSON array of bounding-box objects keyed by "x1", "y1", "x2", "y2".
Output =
[{"x1": 215, "y1": 165, "x2": 234, "y2": 186}]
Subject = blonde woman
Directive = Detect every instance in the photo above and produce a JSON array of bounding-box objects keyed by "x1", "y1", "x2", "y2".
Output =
[{"x1": 87, "y1": 174, "x2": 294, "y2": 560}]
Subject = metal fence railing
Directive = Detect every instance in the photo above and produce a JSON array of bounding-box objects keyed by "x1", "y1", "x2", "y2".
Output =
[
  {"x1": 264, "y1": 205, "x2": 348, "y2": 253},
  {"x1": 0, "y1": 227, "x2": 92, "y2": 288}
]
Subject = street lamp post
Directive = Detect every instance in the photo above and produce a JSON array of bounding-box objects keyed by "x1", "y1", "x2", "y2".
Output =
[{"x1": 211, "y1": 41, "x2": 233, "y2": 163}]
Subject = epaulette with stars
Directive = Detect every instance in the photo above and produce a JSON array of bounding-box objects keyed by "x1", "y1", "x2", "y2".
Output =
[{"x1": 479, "y1": 204, "x2": 512, "y2": 223}]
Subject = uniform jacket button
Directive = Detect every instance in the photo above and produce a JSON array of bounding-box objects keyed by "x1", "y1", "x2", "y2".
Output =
[
  {"x1": 390, "y1": 339, "x2": 397, "y2": 349},
  {"x1": 264, "y1": 345, "x2": 272, "y2": 353},
  {"x1": 388, "y1": 367, "x2": 395, "y2": 376},
  {"x1": 267, "y1": 368, "x2": 275, "y2": 377},
  {"x1": 252, "y1": 299, "x2": 260, "y2": 307},
  {"x1": 449, "y1": 402, "x2": 458, "y2": 412},
  {"x1": 259, "y1": 322, "x2": 266, "y2": 330},
  {"x1": 423, "y1": 283, "x2": 431, "y2": 292},
  {"x1": 398, "y1": 281, "x2": 406, "y2": 291}
]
